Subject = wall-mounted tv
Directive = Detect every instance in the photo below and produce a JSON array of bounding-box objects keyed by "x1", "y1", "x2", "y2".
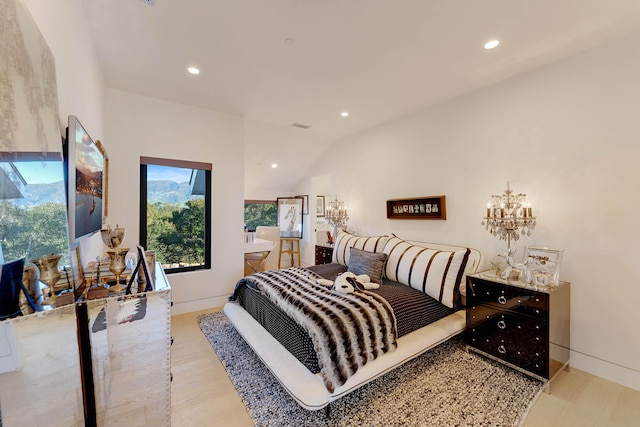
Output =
[{"x1": 65, "y1": 115, "x2": 105, "y2": 242}]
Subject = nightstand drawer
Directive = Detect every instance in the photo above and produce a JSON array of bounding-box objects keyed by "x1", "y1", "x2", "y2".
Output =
[
  {"x1": 464, "y1": 323, "x2": 548, "y2": 375},
  {"x1": 467, "y1": 307, "x2": 547, "y2": 337},
  {"x1": 468, "y1": 278, "x2": 548, "y2": 320}
]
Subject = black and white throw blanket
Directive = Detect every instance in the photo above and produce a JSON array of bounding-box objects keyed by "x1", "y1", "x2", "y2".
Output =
[{"x1": 229, "y1": 267, "x2": 398, "y2": 392}]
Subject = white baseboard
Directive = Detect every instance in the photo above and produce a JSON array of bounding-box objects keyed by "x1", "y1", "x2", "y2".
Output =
[
  {"x1": 571, "y1": 350, "x2": 640, "y2": 392},
  {"x1": 171, "y1": 295, "x2": 229, "y2": 315}
]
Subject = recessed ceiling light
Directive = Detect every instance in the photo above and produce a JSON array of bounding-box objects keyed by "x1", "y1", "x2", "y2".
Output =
[
  {"x1": 271, "y1": 163, "x2": 278, "y2": 169},
  {"x1": 484, "y1": 40, "x2": 500, "y2": 50},
  {"x1": 341, "y1": 112, "x2": 349, "y2": 117},
  {"x1": 187, "y1": 66, "x2": 200, "y2": 75}
]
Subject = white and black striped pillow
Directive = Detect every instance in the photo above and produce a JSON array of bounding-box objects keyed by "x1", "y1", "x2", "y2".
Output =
[
  {"x1": 383, "y1": 235, "x2": 470, "y2": 309},
  {"x1": 331, "y1": 231, "x2": 388, "y2": 266}
]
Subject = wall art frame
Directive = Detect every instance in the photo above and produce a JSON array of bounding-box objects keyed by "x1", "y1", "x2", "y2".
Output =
[
  {"x1": 69, "y1": 242, "x2": 85, "y2": 298},
  {"x1": 296, "y1": 195, "x2": 309, "y2": 215},
  {"x1": 316, "y1": 196, "x2": 325, "y2": 217},
  {"x1": 277, "y1": 197, "x2": 304, "y2": 238},
  {"x1": 66, "y1": 115, "x2": 105, "y2": 242},
  {"x1": 96, "y1": 139, "x2": 109, "y2": 217},
  {"x1": 386, "y1": 196, "x2": 446, "y2": 220}
]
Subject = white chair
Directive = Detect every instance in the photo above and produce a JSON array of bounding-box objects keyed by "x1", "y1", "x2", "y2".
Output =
[{"x1": 256, "y1": 226, "x2": 281, "y2": 271}]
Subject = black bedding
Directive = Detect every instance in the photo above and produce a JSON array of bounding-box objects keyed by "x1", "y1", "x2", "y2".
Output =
[{"x1": 233, "y1": 264, "x2": 455, "y2": 374}]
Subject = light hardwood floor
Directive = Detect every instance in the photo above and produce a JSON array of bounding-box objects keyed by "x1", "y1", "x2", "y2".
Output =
[{"x1": 171, "y1": 308, "x2": 640, "y2": 426}]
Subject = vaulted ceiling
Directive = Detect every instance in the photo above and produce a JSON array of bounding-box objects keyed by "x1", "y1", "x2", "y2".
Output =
[{"x1": 81, "y1": 0, "x2": 640, "y2": 194}]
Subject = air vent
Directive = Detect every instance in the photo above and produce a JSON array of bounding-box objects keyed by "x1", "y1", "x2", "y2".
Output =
[{"x1": 291, "y1": 122, "x2": 311, "y2": 129}]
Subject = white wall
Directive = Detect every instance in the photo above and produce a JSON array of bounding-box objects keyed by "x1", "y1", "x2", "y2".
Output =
[
  {"x1": 23, "y1": 0, "x2": 106, "y2": 261},
  {"x1": 243, "y1": 118, "x2": 333, "y2": 200},
  {"x1": 309, "y1": 31, "x2": 640, "y2": 391},
  {"x1": 105, "y1": 89, "x2": 245, "y2": 314},
  {"x1": 24, "y1": 0, "x2": 247, "y2": 314},
  {"x1": 244, "y1": 119, "x2": 336, "y2": 266}
]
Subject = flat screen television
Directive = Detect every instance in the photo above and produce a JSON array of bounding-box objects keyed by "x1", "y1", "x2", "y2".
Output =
[{"x1": 65, "y1": 115, "x2": 105, "y2": 242}]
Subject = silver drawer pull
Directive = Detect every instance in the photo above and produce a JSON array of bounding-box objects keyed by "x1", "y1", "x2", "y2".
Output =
[
  {"x1": 498, "y1": 345, "x2": 506, "y2": 354},
  {"x1": 497, "y1": 320, "x2": 506, "y2": 329},
  {"x1": 498, "y1": 295, "x2": 507, "y2": 305}
]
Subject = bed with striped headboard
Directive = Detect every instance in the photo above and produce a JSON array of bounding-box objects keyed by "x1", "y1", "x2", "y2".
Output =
[{"x1": 224, "y1": 230, "x2": 483, "y2": 411}]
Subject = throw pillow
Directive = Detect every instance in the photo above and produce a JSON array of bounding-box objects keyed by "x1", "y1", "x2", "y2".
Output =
[
  {"x1": 331, "y1": 230, "x2": 388, "y2": 266},
  {"x1": 347, "y1": 247, "x2": 388, "y2": 285},
  {"x1": 383, "y1": 235, "x2": 470, "y2": 309}
]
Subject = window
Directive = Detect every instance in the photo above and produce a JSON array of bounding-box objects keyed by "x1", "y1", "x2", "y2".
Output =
[
  {"x1": 244, "y1": 200, "x2": 277, "y2": 231},
  {"x1": 0, "y1": 152, "x2": 69, "y2": 264},
  {"x1": 140, "y1": 157, "x2": 211, "y2": 274}
]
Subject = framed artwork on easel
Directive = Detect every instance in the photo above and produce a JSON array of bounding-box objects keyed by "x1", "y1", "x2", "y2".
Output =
[{"x1": 277, "y1": 197, "x2": 304, "y2": 238}]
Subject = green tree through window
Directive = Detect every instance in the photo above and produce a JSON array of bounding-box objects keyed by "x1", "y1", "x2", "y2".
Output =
[
  {"x1": 140, "y1": 157, "x2": 211, "y2": 273},
  {"x1": 0, "y1": 154, "x2": 68, "y2": 265},
  {"x1": 244, "y1": 200, "x2": 277, "y2": 231}
]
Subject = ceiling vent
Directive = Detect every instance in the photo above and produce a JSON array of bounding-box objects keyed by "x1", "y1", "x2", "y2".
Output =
[
  {"x1": 291, "y1": 122, "x2": 311, "y2": 129},
  {"x1": 138, "y1": 0, "x2": 155, "y2": 5}
]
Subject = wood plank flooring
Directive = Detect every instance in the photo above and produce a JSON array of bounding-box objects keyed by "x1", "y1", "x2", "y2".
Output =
[{"x1": 171, "y1": 308, "x2": 640, "y2": 426}]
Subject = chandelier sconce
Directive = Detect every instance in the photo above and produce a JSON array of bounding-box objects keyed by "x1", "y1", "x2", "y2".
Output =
[
  {"x1": 481, "y1": 181, "x2": 536, "y2": 250},
  {"x1": 325, "y1": 196, "x2": 349, "y2": 238}
]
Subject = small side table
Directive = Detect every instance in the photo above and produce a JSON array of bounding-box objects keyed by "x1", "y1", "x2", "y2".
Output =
[
  {"x1": 314, "y1": 245, "x2": 334, "y2": 265},
  {"x1": 464, "y1": 271, "x2": 570, "y2": 392}
]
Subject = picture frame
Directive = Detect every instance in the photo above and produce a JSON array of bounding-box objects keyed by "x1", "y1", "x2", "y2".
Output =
[
  {"x1": 386, "y1": 196, "x2": 446, "y2": 220},
  {"x1": 69, "y1": 242, "x2": 85, "y2": 298},
  {"x1": 96, "y1": 139, "x2": 109, "y2": 217},
  {"x1": 66, "y1": 115, "x2": 105, "y2": 242},
  {"x1": 296, "y1": 195, "x2": 309, "y2": 215},
  {"x1": 524, "y1": 246, "x2": 564, "y2": 287},
  {"x1": 316, "y1": 196, "x2": 325, "y2": 217},
  {"x1": 277, "y1": 197, "x2": 304, "y2": 238}
]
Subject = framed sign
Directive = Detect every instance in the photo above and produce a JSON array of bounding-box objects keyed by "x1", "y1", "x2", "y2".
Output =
[
  {"x1": 277, "y1": 197, "x2": 304, "y2": 238},
  {"x1": 386, "y1": 196, "x2": 446, "y2": 220}
]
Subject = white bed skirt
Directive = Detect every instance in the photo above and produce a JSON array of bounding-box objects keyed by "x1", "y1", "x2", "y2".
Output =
[{"x1": 223, "y1": 301, "x2": 466, "y2": 411}]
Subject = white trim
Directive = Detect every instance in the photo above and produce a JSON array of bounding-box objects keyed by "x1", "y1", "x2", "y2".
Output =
[
  {"x1": 570, "y1": 350, "x2": 640, "y2": 392},
  {"x1": 171, "y1": 295, "x2": 228, "y2": 316}
]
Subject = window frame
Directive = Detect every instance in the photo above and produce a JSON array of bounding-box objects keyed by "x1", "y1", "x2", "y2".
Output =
[{"x1": 139, "y1": 156, "x2": 212, "y2": 274}]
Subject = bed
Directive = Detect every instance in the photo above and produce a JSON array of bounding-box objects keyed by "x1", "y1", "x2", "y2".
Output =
[{"x1": 224, "y1": 232, "x2": 483, "y2": 410}]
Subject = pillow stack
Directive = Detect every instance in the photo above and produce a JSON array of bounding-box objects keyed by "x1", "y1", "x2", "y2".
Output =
[{"x1": 332, "y1": 231, "x2": 471, "y2": 309}]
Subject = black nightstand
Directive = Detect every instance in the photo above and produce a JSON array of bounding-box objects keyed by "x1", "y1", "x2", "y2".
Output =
[
  {"x1": 464, "y1": 272, "x2": 570, "y2": 387},
  {"x1": 314, "y1": 245, "x2": 334, "y2": 265}
]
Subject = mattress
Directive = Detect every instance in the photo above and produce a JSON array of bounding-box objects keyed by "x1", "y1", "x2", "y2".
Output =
[{"x1": 235, "y1": 265, "x2": 455, "y2": 374}]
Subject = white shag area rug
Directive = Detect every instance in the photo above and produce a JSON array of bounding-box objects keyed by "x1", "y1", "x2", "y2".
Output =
[{"x1": 198, "y1": 311, "x2": 544, "y2": 427}]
